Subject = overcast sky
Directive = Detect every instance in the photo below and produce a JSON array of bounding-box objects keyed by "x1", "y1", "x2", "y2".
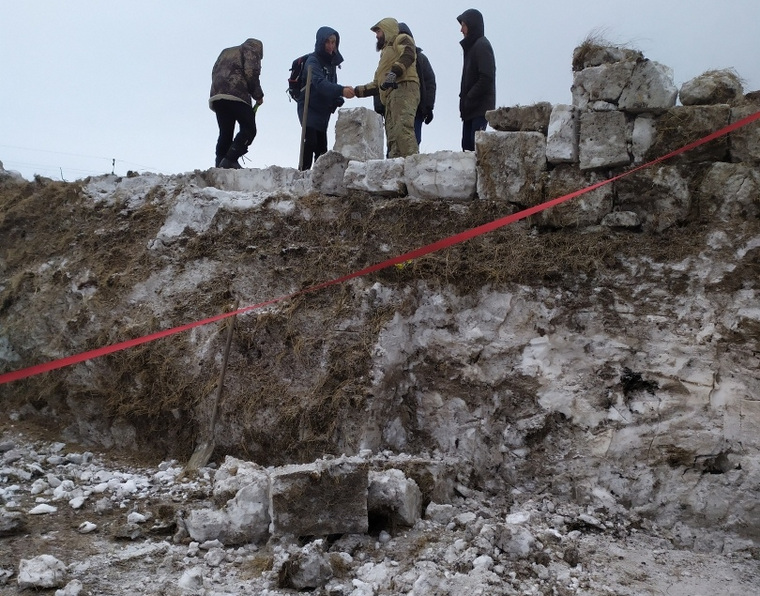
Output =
[{"x1": 2, "y1": 0, "x2": 759, "y2": 181}]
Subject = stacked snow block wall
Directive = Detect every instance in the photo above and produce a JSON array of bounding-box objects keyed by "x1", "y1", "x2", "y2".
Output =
[{"x1": 206, "y1": 45, "x2": 760, "y2": 234}]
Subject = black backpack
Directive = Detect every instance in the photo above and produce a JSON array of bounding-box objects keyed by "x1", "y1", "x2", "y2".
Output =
[{"x1": 287, "y1": 54, "x2": 310, "y2": 101}]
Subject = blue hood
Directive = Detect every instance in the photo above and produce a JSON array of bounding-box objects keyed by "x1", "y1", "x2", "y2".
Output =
[{"x1": 314, "y1": 26, "x2": 344, "y2": 67}]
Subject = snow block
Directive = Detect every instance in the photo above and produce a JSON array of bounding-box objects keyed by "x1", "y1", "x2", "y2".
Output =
[
  {"x1": 485, "y1": 102, "x2": 553, "y2": 134},
  {"x1": 405, "y1": 151, "x2": 477, "y2": 200},
  {"x1": 646, "y1": 105, "x2": 731, "y2": 164},
  {"x1": 475, "y1": 131, "x2": 546, "y2": 203},
  {"x1": 546, "y1": 105, "x2": 579, "y2": 164},
  {"x1": 333, "y1": 107, "x2": 385, "y2": 162},
  {"x1": 537, "y1": 165, "x2": 613, "y2": 228},
  {"x1": 730, "y1": 102, "x2": 760, "y2": 164},
  {"x1": 344, "y1": 158, "x2": 406, "y2": 197},
  {"x1": 368, "y1": 469, "x2": 422, "y2": 527},
  {"x1": 618, "y1": 60, "x2": 677, "y2": 113},
  {"x1": 270, "y1": 458, "x2": 369, "y2": 537},
  {"x1": 310, "y1": 150, "x2": 350, "y2": 196},
  {"x1": 698, "y1": 163, "x2": 760, "y2": 222},
  {"x1": 614, "y1": 165, "x2": 691, "y2": 232},
  {"x1": 579, "y1": 111, "x2": 630, "y2": 170}
]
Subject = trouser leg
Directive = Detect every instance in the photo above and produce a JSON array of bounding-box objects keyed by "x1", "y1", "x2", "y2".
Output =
[
  {"x1": 300, "y1": 127, "x2": 328, "y2": 170},
  {"x1": 385, "y1": 82, "x2": 420, "y2": 158},
  {"x1": 461, "y1": 116, "x2": 487, "y2": 151},
  {"x1": 214, "y1": 104, "x2": 237, "y2": 166}
]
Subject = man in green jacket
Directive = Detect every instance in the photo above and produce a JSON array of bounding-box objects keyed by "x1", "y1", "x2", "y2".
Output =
[{"x1": 354, "y1": 18, "x2": 419, "y2": 158}]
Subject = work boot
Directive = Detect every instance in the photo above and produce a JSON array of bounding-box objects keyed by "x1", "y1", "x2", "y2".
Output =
[{"x1": 219, "y1": 157, "x2": 241, "y2": 169}]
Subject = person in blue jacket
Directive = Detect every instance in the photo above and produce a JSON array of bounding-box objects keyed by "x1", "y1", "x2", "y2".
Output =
[{"x1": 297, "y1": 27, "x2": 355, "y2": 170}]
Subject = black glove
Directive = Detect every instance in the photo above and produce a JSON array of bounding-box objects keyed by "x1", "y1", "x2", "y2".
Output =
[
  {"x1": 380, "y1": 71, "x2": 397, "y2": 90},
  {"x1": 424, "y1": 110, "x2": 434, "y2": 125}
]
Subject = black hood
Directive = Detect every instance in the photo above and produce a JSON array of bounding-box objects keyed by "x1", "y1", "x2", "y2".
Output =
[{"x1": 457, "y1": 8, "x2": 485, "y2": 44}]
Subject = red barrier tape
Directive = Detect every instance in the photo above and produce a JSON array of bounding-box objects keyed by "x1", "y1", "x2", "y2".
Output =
[{"x1": 2, "y1": 110, "x2": 759, "y2": 386}]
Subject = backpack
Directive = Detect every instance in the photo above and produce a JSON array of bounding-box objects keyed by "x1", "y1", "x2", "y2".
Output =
[{"x1": 287, "y1": 53, "x2": 310, "y2": 101}]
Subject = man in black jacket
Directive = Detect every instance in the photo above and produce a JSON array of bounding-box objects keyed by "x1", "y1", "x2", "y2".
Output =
[{"x1": 457, "y1": 9, "x2": 496, "y2": 151}]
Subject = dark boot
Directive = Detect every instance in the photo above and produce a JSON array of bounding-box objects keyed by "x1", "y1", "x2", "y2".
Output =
[
  {"x1": 219, "y1": 157, "x2": 241, "y2": 169},
  {"x1": 220, "y1": 136, "x2": 249, "y2": 169}
]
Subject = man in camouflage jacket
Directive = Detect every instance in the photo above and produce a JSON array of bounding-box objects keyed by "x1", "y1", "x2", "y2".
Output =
[
  {"x1": 209, "y1": 38, "x2": 264, "y2": 168},
  {"x1": 354, "y1": 18, "x2": 419, "y2": 158}
]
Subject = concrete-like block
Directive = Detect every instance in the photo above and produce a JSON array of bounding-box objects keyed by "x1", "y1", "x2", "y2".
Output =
[
  {"x1": 344, "y1": 158, "x2": 406, "y2": 197},
  {"x1": 475, "y1": 131, "x2": 546, "y2": 203},
  {"x1": 619, "y1": 60, "x2": 678, "y2": 113},
  {"x1": 405, "y1": 151, "x2": 477, "y2": 200},
  {"x1": 333, "y1": 107, "x2": 385, "y2": 161},
  {"x1": 546, "y1": 105, "x2": 579, "y2": 164},
  {"x1": 579, "y1": 111, "x2": 630, "y2": 170},
  {"x1": 698, "y1": 162, "x2": 760, "y2": 221},
  {"x1": 486, "y1": 102, "x2": 553, "y2": 134},
  {"x1": 646, "y1": 105, "x2": 731, "y2": 164},
  {"x1": 571, "y1": 61, "x2": 636, "y2": 111},
  {"x1": 614, "y1": 165, "x2": 691, "y2": 232},
  {"x1": 730, "y1": 103, "x2": 760, "y2": 164},
  {"x1": 680, "y1": 69, "x2": 744, "y2": 106},
  {"x1": 270, "y1": 458, "x2": 369, "y2": 537},
  {"x1": 537, "y1": 165, "x2": 613, "y2": 228}
]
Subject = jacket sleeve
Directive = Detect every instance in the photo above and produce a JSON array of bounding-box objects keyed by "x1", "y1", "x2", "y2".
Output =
[
  {"x1": 355, "y1": 81, "x2": 379, "y2": 98},
  {"x1": 419, "y1": 53, "x2": 436, "y2": 110},
  {"x1": 390, "y1": 34, "x2": 416, "y2": 77},
  {"x1": 307, "y1": 58, "x2": 343, "y2": 101}
]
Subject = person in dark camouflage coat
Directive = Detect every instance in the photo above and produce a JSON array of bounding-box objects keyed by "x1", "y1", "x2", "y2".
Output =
[{"x1": 209, "y1": 38, "x2": 264, "y2": 169}]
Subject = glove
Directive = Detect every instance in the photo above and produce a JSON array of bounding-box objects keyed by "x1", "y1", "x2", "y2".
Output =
[
  {"x1": 380, "y1": 71, "x2": 397, "y2": 90},
  {"x1": 424, "y1": 110, "x2": 434, "y2": 125}
]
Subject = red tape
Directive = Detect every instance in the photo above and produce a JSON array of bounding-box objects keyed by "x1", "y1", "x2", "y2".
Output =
[{"x1": 2, "y1": 110, "x2": 759, "y2": 386}]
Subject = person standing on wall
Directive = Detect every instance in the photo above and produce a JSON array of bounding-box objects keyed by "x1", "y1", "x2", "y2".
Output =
[
  {"x1": 457, "y1": 9, "x2": 495, "y2": 151},
  {"x1": 298, "y1": 27, "x2": 355, "y2": 171},
  {"x1": 372, "y1": 22, "x2": 436, "y2": 148},
  {"x1": 354, "y1": 18, "x2": 420, "y2": 158},
  {"x1": 209, "y1": 38, "x2": 264, "y2": 169}
]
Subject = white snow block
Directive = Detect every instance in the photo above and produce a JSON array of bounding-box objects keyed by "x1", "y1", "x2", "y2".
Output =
[
  {"x1": 344, "y1": 158, "x2": 406, "y2": 196},
  {"x1": 546, "y1": 105, "x2": 579, "y2": 164},
  {"x1": 405, "y1": 150, "x2": 477, "y2": 200},
  {"x1": 631, "y1": 115, "x2": 657, "y2": 164},
  {"x1": 185, "y1": 462, "x2": 270, "y2": 545},
  {"x1": 18, "y1": 555, "x2": 67, "y2": 589},
  {"x1": 209, "y1": 165, "x2": 308, "y2": 195},
  {"x1": 333, "y1": 107, "x2": 385, "y2": 161}
]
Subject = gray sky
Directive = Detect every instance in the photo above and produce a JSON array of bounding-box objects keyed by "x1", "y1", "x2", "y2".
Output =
[{"x1": 2, "y1": 0, "x2": 759, "y2": 180}]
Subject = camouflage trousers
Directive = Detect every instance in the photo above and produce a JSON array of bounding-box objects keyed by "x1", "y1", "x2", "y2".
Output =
[{"x1": 384, "y1": 81, "x2": 420, "y2": 158}]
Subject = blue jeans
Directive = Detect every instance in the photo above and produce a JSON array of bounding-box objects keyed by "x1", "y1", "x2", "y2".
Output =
[{"x1": 461, "y1": 116, "x2": 488, "y2": 151}]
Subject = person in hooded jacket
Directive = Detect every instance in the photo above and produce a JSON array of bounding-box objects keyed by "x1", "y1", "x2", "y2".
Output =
[
  {"x1": 457, "y1": 9, "x2": 496, "y2": 151},
  {"x1": 354, "y1": 18, "x2": 419, "y2": 158},
  {"x1": 209, "y1": 38, "x2": 265, "y2": 169},
  {"x1": 297, "y1": 27, "x2": 355, "y2": 170},
  {"x1": 372, "y1": 22, "x2": 436, "y2": 148}
]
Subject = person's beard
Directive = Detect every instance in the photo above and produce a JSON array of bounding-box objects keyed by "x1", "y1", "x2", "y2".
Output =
[{"x1": 375, "y1": 34, "x2": 385, "y2": 52}]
